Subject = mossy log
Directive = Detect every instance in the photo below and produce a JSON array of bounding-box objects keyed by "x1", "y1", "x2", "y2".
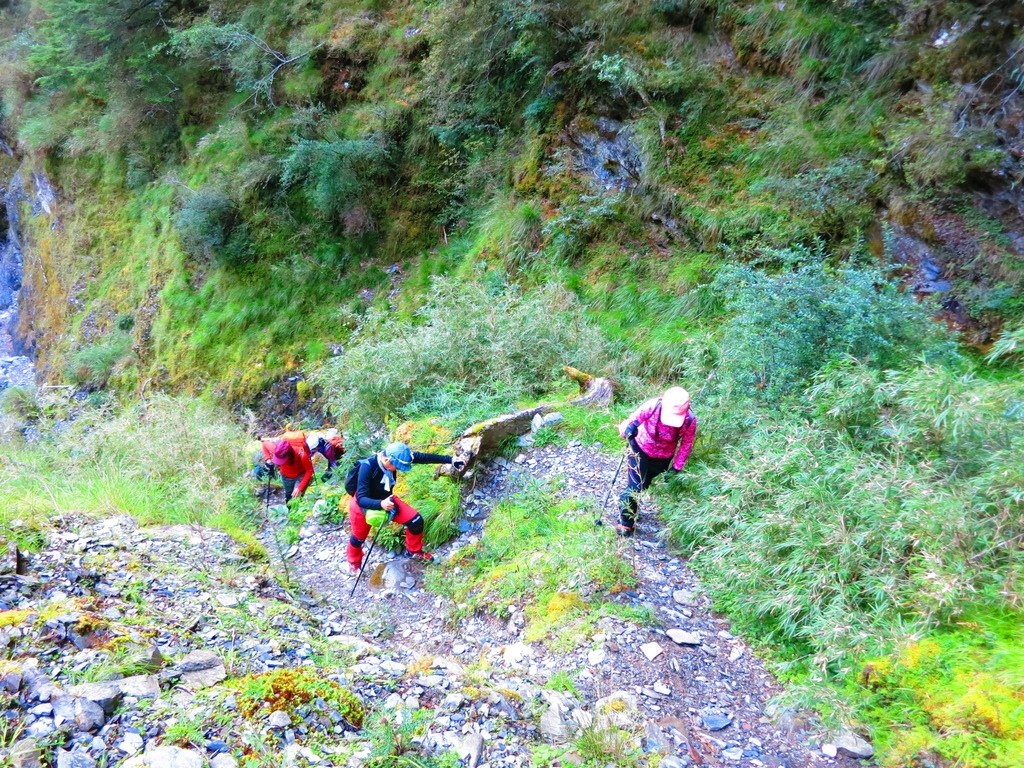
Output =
[
  {"x1": 435, "y1": 405, "x2": 550, "y2": 478},
  {"x1": 564, "y1": 366, "x2": 619, "y2": 407}
]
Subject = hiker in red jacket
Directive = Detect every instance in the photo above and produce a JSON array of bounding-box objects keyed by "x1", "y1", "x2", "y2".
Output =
[
  {"x1": 616, "y1": 387, "x2": 697, "y2": 536},
  {"x1": 260, "y1": 430, "x2": 315, "y2": 501}
]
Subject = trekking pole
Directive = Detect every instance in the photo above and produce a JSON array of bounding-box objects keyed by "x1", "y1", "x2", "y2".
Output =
[
  {"x1": 349, "y1": 524, "x2": 382, "y2": 597},
  {"x1": 594, "y1": 448, "x2": 628, "y2": 526}
]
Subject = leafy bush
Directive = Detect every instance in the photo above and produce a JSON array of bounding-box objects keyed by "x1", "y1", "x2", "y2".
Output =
[
  {"x1": 715, "y1": 259, "x2": 953, "y2": 398},
  {"x1": 280, "y1": 135, "x2": 391, "y2": 229},
  {"x1": 174, "y1": 187, "x2": 251, "y2": 267},
  {"x1": 66, "y1": 332, "x2": 133, "y2": 388},
  {"x1": 313, "y1": 276, "x2": 611, "y2": 431}
]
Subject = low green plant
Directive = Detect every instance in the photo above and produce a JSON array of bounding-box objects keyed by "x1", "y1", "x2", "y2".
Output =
[
  {"x1": 236, "y1": 667, "x2": 364, "y2": 728},
  {"x1": 174, "y1": 186, "x2": 251, "y2": 267},
  {"x1": 427, "y1": 481, "x2": 637, "y2": 647},
  {"x1": 361, "y1": 709, "x2": 458, "y2": 768},
  {"x1": 66, "y1": 332, "x2": 133, "y2": 388},
  {"x1": 162, "y1": 714, "x2": 207, "y2": 748}
]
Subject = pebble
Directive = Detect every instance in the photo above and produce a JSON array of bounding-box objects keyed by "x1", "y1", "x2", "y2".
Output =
[{"x1": 640, "y1": 642, "x2": 664, "y2": 661}]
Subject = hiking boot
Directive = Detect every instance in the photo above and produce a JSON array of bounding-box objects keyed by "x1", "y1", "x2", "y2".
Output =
[
  {"x1": 346, "y1": 564, "x2": 361, "y2": 578},
  {"x1": 404, "y1": 550, "x2": 434, "y2": 562},
  {"x1": 614, "y1": 524, "x2": 635, "y2": 538}
]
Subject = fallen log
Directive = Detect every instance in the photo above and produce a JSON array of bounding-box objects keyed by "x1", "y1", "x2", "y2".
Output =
[{"x1": 435, "y1": 405, "x2": 550, "y2": 478}]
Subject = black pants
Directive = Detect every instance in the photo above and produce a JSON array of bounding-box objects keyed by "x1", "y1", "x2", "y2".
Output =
[
  {"x1": 618, "y1": 449, "x2": 671, "y2": 529},
  {"x1": 281, "y1": 474, "x2": 299, "y2": 501}
]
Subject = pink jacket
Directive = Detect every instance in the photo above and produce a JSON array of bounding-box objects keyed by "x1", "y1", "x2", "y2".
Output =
[{"x1": 619, "y1": 398, "x2": 697, "y2": 471}]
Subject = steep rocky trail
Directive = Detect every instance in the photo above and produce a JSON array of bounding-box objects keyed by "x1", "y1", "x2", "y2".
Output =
[{"x1": 287, "y1": 444, "x2": 872, "y2": 768}]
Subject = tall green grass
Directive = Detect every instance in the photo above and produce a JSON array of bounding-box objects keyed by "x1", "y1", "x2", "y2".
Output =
[{"x1": 0, "y1": 395, "x2": 258, "y2": 549}]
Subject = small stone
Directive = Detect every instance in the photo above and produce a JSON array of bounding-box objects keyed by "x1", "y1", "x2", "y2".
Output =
[
  {"x1": 652, "y1": 682, "x2": 671, "y2": 696},
  {"x1": 215, "y1": 593, "x2": 239, "y2": 607},
  {"x1": 121, "y1": 746, "x2": 204, "y2": 768},
  {"x1": 728, "y1": 646, "x2": 744, "y2": 662},
  {"x1": 118, "y1": 732, "x2": 144, "y2": 755},
  {"x1": 211, "y1": 756, "x2": 238, "y2": 768},
  {"x1": 55, "y1": 748, "x2": 95, "y2": 768},
  {"x1": 834, "y1": 729, "x2": 874, "y2": 759},
  {"x1": 640, "y1": 642, "x2": 663, "y2": 661},
  {"x1": 587, "y1": 648, "x2": 606, "y2": 665},
  {"x1": 700, "y1": 710, "x2": 733, "y2": 731},
  {"x1": 660, "y1": 757, "x2": 686, "y2": 768},
  {"x1": 268, "y1": 710, "x2": 291, "y2": 728},
  {"x1": 672, "y1": 590, "x2": 694, "y2": 605},
  {"x1": 441, "y1": 693, "x2": 465, "y2": 712},
  {"x1": 52, "y1": 696, "x2": 105, "y2": 733},
  {"x1": 666, "y1": 629, "x2": 702, "y2": 646},
  {"x1": 722, "y1": 746, "x2": 743, "y2": 760},
  {"x1": 67, "y1": 682, "x2": 121, "y2": 714},
  {"x1": 457, "y1": 733, "x2": 485, "y2": 768},
  {"x1": 822, "y1": 743, "x2": 838, "y2": 758}
]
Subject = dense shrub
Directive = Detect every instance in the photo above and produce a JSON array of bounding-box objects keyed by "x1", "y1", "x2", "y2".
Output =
[
  {"x1": 280, "y1": 135, "x2": 391, "y2": 229},
  {"x1": 715, "y1": 260, "x2": 954, "y2": 399},
  {"x1": 174, "y1": 187, "x2": 251, "y2": 267},
  {"x1": 313, "y1": 276, "x2": 611, "y2": 430},
  {"x1": 665, "y1": 363, "x2": 1024, "y2": 668}
]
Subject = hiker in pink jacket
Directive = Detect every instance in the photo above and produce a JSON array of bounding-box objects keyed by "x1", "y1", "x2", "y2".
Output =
[{"x1": 616, "y1": 387, "x2": 697, "y2": 536}]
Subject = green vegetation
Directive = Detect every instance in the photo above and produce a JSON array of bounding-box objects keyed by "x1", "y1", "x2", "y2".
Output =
[
  {"x1": 849, "y1": 611, "x2": 1024, "y2": 768},
  {"x1": 0, "y1": 394, "x2": 260, "y2": 548},
  {"x1": 236, "y1": 667, "x2": 364, "y2": 728},
  {"x1": 428, "y1": 481, "x2": 647, "y2": 651},
  {"x1": 314, "y1": 276, "x2": 611, "y2": 432},
  {"x1": 1, "y1": 1, "x2": 1023, "y2": 765}
]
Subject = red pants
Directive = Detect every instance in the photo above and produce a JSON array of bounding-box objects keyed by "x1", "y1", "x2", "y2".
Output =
[{"x1": 346, "y1": 495, "x2": 424, "y2": 568}]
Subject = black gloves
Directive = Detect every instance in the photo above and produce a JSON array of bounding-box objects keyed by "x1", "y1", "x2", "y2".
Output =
[{"x1": 623, "y1": 421, "x2": 639, "y2": 440}]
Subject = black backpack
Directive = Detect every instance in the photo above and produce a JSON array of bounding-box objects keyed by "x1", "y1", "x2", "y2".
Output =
[{"x1": 344, "y1": 457, "x2": 371, "y2": 496}]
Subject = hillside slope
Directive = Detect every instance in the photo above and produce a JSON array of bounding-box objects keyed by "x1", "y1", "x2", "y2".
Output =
[{"x1": 0, "y1": 2, "x2": 1023, "y2": 767}]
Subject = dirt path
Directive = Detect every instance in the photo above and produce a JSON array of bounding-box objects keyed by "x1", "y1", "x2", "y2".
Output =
[{"x1": 283, "y1": 444, "x2": 864, "y2": 768}]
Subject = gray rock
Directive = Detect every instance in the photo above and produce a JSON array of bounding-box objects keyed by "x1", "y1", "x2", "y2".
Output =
[
  {"x1": 457, "y1": 734, "x2": 485, "y2": 768},
  {"x1": 834, "y1": 729, "x2": 874, "y2": 759},
  {"x1": 52, "y1": 696, "x2": 105, "y2": 733},
  {"x1": 121, "y1": 746, "x2": 204, "y2": 768},
  {"x1": 118, "y1": 732, "x2": 144, "y2": 755},
  {"x1": 10, "y1": 738, "x2": 42, "y2": 768},
  {"x1": 539, "y1": 704, "x2": 577, "y2": 743},
  {"x1": 172, "y1": 651, "x2": 226, "y2": 689},
  {"x1": 268, "y1": 710, "x2": 291, "y2": 728},
  {"x1": 665, "y1": 629, "x2": 702, "y2": 646},
  {"x1": 672, "y1": 590, "x2": 694, "y2": 605},
  {"x1": 640, "y1": 642, "x2": 664, "y2": 660},
  {"x1": 660, "y1": 758, "x2": 686, "y2": 768},
  {"x1": 115, "y1": 675, "x2": 160, "y2": 698},
  {"x1": 722, "y1": 746, "x2": 743, "y2": 760},
  {"x1": 211, "y1": 756, "x2": 238, "y2": 768},
  {"x1": 700, "y1": 709, "x2": 733, "y2": 731},
  {"x1": 67, "y1": 682, "x2": 121, "y2": 714},
  {"x1": 643, "y1": 722, "x2": 670, "y2": 754},
  {"x1": 55, "y1": 748, "x2": 95, "y2": 768},
  {"x1": 25, "y1": 718, "x2": 55, "y2": 739}
]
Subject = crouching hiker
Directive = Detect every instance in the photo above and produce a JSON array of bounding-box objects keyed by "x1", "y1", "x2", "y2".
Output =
[
  {"x1": 616, "y1": 387, "x2": 697, "y2": 537},
  {"x1": 260, "y1": 430, "x2": 315, "y2": 501},
  {"x1": 307, "y1": 429, "x2": 345, "y2": 482},
  {"x1": 344, "y1": 441, "x2": 465, "y2": 575}
]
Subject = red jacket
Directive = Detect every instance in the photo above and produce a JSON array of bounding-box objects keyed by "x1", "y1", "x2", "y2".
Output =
[{"x1": 261, "y1": 431, "x2": 314, "y2": 495}]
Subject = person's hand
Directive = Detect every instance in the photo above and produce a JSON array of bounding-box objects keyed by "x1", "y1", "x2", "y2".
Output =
[
  {"x1": 263, "y1": 460, "x2": 275, "y2": 472},
  {"x1": 291, "y1": 488, "x2": 302, "y2": 499},
  {"x1": 380, "y1": 496, "x2": 396, "y2": 512}
]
